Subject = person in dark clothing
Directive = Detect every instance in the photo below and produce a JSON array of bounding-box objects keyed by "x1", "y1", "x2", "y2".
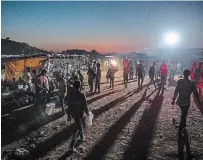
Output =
[
  {"x1": 87, "y1": 65, "x2": 95, "y2": 92},
  {"x1": 148, "y1": 61, "x2": 157, "y2": 90},
  {"x1": 95, "y1": 63, "x2": 101, "y2": 93},
  {"x1": 109, "y1": 64, "x2": 116, "y2": 89},
  {"x1": 67, "y1": 80, "x2": 89, "y2": 152},
  {"x1": 137, "y1": 60, "x2": 144, "y2": 89},
  {"x1": 77, "y1": 70, "x2": 84, "y2": 91},
  {"x1": 172, "y1": 69, "x2": 201, "y2": 160},
  {"x1": 55, "y1": 72, "x2": 66, "y2": 113},
  {"x1": 123, "y1": 66, "x2": 128, "y2": 88}
]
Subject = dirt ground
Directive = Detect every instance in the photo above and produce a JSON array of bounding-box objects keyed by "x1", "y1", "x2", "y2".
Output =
[{"x1": 2, "y1": 72, "x2": 203, "y2": 160}]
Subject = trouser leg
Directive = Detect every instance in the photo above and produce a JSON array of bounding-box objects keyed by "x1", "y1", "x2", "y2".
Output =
[
  {"x1": 70, "y1": 118, "x2": 83, "y2": 149},
  {"x1": 138, "y1": 77, "x2": 140, "y2": 88},
  {"x1": 177, "y1": 106, "x2": 189, "y2": 158},
  {"x1": 98, "y1": 79, "x2": 100, "y2": 92}
]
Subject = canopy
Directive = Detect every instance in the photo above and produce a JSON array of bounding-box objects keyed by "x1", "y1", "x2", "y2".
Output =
[{"x1": 5, "y1": 57, "x2": 47, "y2": 80}]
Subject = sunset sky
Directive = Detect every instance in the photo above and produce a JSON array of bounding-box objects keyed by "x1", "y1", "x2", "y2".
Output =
[{"x1": 2, "y1": 1, "x2": 203, "y2": 54}]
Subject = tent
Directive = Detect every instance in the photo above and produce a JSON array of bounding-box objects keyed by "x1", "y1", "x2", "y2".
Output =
[{"x1": 2, "y1": 54, "x2": 47, "y2": 81}]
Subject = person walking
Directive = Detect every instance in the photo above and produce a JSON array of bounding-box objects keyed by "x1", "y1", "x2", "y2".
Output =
[
  {"x1": 95, "y1": 63, "x2": 101, "y2": 93},
  {"x1": 148, "y1": 61, "x2": 157, "y2": 90},
  {"x1": 67, "y1": 80, "x2": 90, "y2": 152},
  {"x1": 172, "y1": 69, "x2": 201, "y2": 160}
]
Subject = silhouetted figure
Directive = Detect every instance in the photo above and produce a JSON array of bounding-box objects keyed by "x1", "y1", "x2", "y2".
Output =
[
  {"x1": 77, "y1": 70, "x2": 84, "y2": 91},
  {"x1": 87, "y1": 65, "x2": 95, "y2": 92},
  {"x1": 55, "y1": 72, "x2": 66, "y2": 113},
  {"x1": 95, "y1": 63, "x2": 101, "y2": 93},
  {"x1": 137, "y1": 60, "x2": 144, "y2": 89},
  {"x1": 148, "y1": 61, "x2": 157, "y2": 90},
  {"x1": 172, "y1": 69, "x2": 201, "y2": 160},
  {"x1": 67, "y1": 80, "x2": 89, "y2": 152},
  {"x1": 123, "y1": 66, "x2": 128, "y2": 88}
]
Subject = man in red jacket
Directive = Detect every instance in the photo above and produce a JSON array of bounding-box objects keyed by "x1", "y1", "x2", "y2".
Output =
[{"x1": 160, "y1": 60, "x2": 168, "y2": 93}]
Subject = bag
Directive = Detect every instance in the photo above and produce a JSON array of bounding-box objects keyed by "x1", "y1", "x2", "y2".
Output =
[{"x1": 85, "y1": 111, "x2": 94, "y2": 126}]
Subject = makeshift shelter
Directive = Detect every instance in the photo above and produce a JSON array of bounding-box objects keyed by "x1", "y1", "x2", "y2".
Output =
[{"x1": 2, "y1": 54, "x2": 47, "y2": 81}]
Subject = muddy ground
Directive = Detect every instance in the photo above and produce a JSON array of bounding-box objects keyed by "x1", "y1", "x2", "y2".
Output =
[{"x1": 1, "y1": 73, "x2": 203, "y2": 160}]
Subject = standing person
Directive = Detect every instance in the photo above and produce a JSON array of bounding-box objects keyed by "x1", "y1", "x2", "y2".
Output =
[
  {"x1": 35, "y1": 69, "x2": 49, "y2": 113},
  {"x1": 177, "y1": 61, "x2": 183, "y2": 77},
  {"x1": 137, "y1": 60, "x2": 144, "y2": 89},
  {"x1": 123, "y1": 66, "x2": 128, "y2": 88},
  {"x1": 155, "y1": 60, "x2": 160, "y2": 80},
  {"x1": 129, "y1": 64, "x2": 134, "y2": 80},
  {"x1": 77, "y1": 70, "x2": 84, "y2": 91},
  {"x1": 160, "y1": 60, "x2": 168, "y2": 92},
  {"x1": 95, "y1": 63, "x2": 101, "y2": 93},
  {"x1": 55, "y1": 72, "x2": 66, "y2": 113},
  {"x1": 197, "y1": 72, "x2": 203, "y2": 100},
  {"x1": 190, "y1": 61, "x2": 198, "y2": 82},
  {"x1": 24, "y1": 67, "x2": 32, "y2": 85},
  {"x1": 148, "y1": 61, "x2": 157, "y2": 90},
  {"x1": 67, "y1": 80, "x2": 89, "y2": 152},
  {"x1": 87, "y1": 65, "x2": 95, "y2": 92},
  {"x1": 109, "y1": 64, "x2": 116, "y2": 89},
  {"x1": 172, "y1": 69, "x2": 201, "y2": 159},
  {"x1": 170, "y1": 61, "x2": 177, "y2": 79}
]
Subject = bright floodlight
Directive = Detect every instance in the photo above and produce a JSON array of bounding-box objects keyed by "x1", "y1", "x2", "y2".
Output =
[{"x1": 164, "y1": 32, "x2": 179, "y2": 45}]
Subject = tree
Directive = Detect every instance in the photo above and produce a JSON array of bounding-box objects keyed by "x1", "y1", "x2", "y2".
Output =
[{"x1": 6, "y1": 37, "x2": 10, "y2": 40}]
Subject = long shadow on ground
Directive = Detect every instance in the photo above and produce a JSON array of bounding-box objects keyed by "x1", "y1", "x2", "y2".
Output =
[
  {"x1": 93, "y1": 84, "x2": 148, "y2": 117},
  {"x1": 83, "y1": 89, "x2": 155, "y2": 160},
  {"x1": 87, "y1": 89, "x2": 122, "y2": 104},
  {"x1": 29, "y1": 87, "x2": 143, "y2": 158},
  {"x1": 2, "y1": 89, "x2": 122, "y2": 147},
  {"x1": 122, "y1": 89, "x2": 163, "y2": 160}
]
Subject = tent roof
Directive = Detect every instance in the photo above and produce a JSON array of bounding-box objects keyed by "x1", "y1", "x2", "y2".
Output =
[{"x1": 1, "y1": 53, "x2": 47, "y2": 60}]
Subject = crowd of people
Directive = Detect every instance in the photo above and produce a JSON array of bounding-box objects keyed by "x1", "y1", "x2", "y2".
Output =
[{"x1": 1, "y1": 57, "x2": 203, "y2": 156}]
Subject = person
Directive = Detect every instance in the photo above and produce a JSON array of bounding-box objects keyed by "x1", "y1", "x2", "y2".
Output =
[
  {"x1": 35, "y1": 69, "x2": 49, "y2": 113},
  {"x1": 160, "y1": 60, "x2": 168, "y2": 92},
  {"x1": 95, "y1": 63, "x2": 101, "y2": 93},
  {"x1": 190, "y1": 61, "x2": 199, "y2": 83},
  {"x1": 137, "y1": 60, "x2": 144, "y2": 89},
  {"x1": 17, "y1": 77, "x2": 26, "y2": 88},
  {"x1": 148, "y1": 61, "x2": 157, "y2": 90},
  {"x1": 77, "y1": 70, "x2": 84, "y2": 90},
  {"x1": 170, "y1": 61, "x2": 177, "y2": 79},
  {"x1": 87, "y1": 65, "x2": 95, "y2": 92},
  {"x1": 197, "y1": 72, "x2": 203, "y2": 101},
  {"x1": 129, "y1": 64, "x2": 133, "y2": 80},
  {"x1": 123, "y1": 66, "x2": 128, "y2": 88},
  {"x1": 177, "y1": 61, "x2": 183, "y2": 77},
  {"x1": 109, "y1": 64, "x2": 116, "y2": 89},
  {"x1": 155, "y1": 60, "x2": 160, "y2": 80},
  {"x1": 67, "y1": 80, "x2": 89, "y2": 152},
  {"x1": 55, "y1": 72, "x2": 66, "y2": 113},
  {"x1": 11, "y1": 78, "x2": 17, "y2": 90},
  {"x1": 24, "y1": 67, "x2": 32, "y2": 87},
  {"x1": 172, "y1": 69, "x2": 201, "y2": 159}
]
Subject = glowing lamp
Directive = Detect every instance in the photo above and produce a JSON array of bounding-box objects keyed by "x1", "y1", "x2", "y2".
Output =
[{"x1": 164, "y1": 32, "x2": 179, "y2": 45}]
